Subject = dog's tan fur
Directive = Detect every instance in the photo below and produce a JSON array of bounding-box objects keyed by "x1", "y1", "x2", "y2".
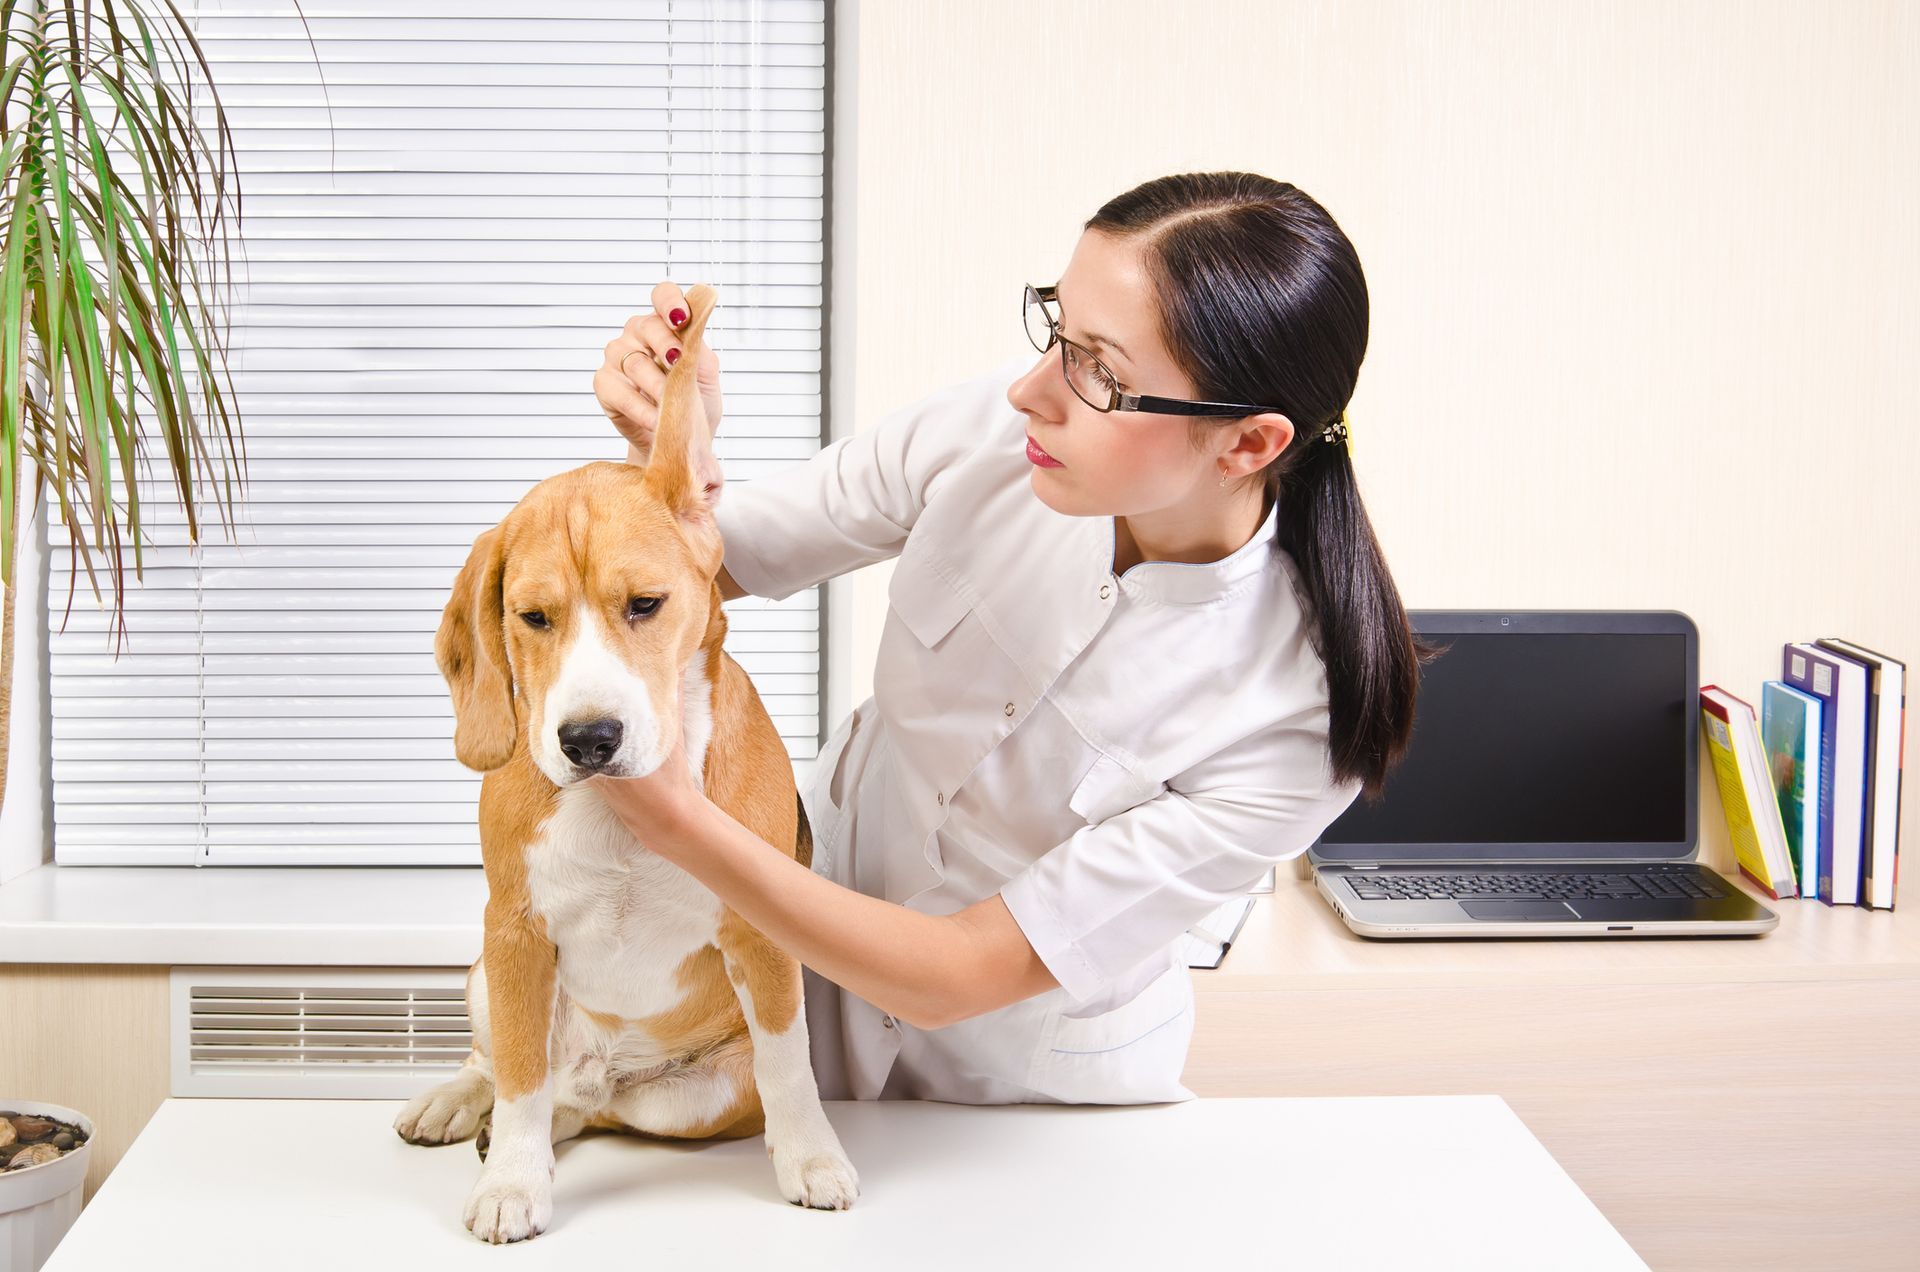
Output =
[{"x1": 395, "y1": 286, "x2": 854, "y2": 1241}]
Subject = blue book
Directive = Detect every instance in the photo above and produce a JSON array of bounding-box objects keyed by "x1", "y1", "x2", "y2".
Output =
[
  {"x1": 1817, "y1": 638, "x2": 1907, "y2": 910},
  {"x1": 1784, "y1": 643, "x2": 1871, "y2": 905}
]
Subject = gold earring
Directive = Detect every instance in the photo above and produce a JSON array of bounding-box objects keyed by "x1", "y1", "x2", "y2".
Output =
[{"x1": 1218, "y1": 464, "x2": 1229, "y2": 489}]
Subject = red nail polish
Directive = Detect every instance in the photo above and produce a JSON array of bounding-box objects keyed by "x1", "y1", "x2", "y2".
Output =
[
  {"x1": 665, "y1": 348, "x2": 680, "y2": 365},
  {"x1": 669, "y1": 308, "x2": 687, "y2": 327}
]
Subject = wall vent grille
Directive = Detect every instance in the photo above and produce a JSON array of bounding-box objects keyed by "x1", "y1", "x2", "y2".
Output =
[{"x1": 169, "y1": 967, "x2": 473, "y2": 1098}]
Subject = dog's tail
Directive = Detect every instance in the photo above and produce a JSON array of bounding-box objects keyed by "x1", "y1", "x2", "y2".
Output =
[{"x1": 794, "y1": 788, "x2": 814, "y2": 872}]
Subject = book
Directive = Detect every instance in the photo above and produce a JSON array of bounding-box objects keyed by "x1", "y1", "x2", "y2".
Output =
[
  {"x1": 1814, "y1": 638, "x2": 1905, "y2": 910},
  {"x1": 1761, "y1": 681, "x2": 1824, "y2": 900},
  {"x1": 1701, "y1": 687, "x2": 1800, "y2": 900},
  {"x1": 1180, "y1": 892, "x2": 1258, "y2": 970},
  {"x1": 1784, "y1": 643, "x2": 1870, "y2": 906}
]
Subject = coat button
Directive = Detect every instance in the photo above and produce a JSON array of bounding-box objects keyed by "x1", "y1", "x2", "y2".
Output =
[
  {"x1": 1003, "y1": 702, "x2": 1015, "y2": 717},
  {"x1": 934, "y1": 791, "x2": 944, "y2": 806},
  {"x1": 883, "y1": 1015, "x2": 895, "y2": 1029},
  {"x1": 1099, "y1": 583, "x2": 1112, "y2": 599}
]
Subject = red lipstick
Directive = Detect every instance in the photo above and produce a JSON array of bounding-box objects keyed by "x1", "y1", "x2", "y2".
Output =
[{"x1": 1026, "y1": 435, "x2": 1064, "y2": 468}]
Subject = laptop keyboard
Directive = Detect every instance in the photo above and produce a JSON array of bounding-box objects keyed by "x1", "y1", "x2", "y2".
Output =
[{"x1": 1347, "y1": 869, "x2": 1728, "y2": 903}]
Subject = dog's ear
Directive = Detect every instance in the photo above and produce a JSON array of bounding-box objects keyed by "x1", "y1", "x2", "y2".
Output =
[
  {"x1": 645, "y1": 282, "x2": 725, "y2": 568},
  {"x1": 435, "y1": 524, "x2": 518, "y2": 772}
]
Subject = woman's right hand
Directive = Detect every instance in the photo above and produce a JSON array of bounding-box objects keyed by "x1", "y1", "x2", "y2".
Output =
[{"x1": 595, "y1": 280, "x2": 725, "y2": 456}]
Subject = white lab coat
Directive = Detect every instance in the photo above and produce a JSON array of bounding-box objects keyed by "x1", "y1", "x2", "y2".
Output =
[{"x1": 711, "y1": 353, "x2": 1364, "y2": 1105}]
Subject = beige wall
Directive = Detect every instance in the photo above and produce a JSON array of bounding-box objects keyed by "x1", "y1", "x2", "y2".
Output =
[
  {"x1": 4, "y1": 0, "x2": 1916, "y2": 1206},
  {"x1": 840, "y1": 0, "x2": 1920, "y2": 876},
  {"x1": 834, "y1": 0, "x2": 1919, "y2": 878}
]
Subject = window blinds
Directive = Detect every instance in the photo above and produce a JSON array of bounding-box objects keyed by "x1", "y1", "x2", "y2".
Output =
[{"x1": 46, "y1": 0, "x2": 827, "y2": 865}]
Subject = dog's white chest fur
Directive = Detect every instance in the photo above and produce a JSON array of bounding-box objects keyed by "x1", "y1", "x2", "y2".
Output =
[
  {"x1": 522, "y1": 659, "x2": 723, "y2": 1029},
  {"x1": 525, "y1": 784, "x2": 723, "y2": 1024}
]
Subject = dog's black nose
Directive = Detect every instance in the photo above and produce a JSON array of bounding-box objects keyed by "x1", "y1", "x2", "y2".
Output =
[{"x1": 558, "y1": 718, "x2": 624, "y2": 770}]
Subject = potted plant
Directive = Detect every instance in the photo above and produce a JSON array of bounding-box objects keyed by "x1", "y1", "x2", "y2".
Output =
[{"x1": 2, "y1": 2, "x2": 319, "y2": 1263}]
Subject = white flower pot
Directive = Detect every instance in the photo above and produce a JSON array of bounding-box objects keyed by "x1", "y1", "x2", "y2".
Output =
[{"x1": 0, "y1": 1101, "x2": 93, "y2": 1272}]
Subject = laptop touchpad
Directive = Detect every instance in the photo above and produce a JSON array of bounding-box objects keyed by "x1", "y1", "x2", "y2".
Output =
[{"x1": 1460, "y1": 901, "x2": 1578, "y2": 920}]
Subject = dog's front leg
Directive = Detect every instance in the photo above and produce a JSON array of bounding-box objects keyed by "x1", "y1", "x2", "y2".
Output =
[
  {"x1": 462, "y1": 915, "x2": 560, "y2": 1243},
  {"x1": 718, "y1": 929, "x2": 860, "y2": 1210}
]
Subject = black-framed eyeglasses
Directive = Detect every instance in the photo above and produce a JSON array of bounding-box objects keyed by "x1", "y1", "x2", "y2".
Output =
[{"x1": 1023, "y1": 283, "x2": 1287, "y2": 417}]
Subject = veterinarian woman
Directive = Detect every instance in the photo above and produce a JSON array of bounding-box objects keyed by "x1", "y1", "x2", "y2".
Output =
[{"x1": 589, "y1": 171, "x2": 1425, "y2": 1106}]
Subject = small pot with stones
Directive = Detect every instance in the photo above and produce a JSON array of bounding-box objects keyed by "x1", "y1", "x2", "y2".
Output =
[{"x1": 0, "y1": 1099, "x2": 96, "y2": 1258}]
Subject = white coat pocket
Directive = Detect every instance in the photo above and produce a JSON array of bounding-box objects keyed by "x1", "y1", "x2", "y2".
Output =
[
  {"x1": 1068, "y1": 751, "x2": 1167, "y2": 826},
  {"x1": 801, "y1": 697, "x2": 870, "y2": 881},
  {"x1": 886, "y1": 551, "x2": 971, "y2": 648},
  {"x1": 1024, "y1": 959, "x2": 1197, "y2": 1105}
]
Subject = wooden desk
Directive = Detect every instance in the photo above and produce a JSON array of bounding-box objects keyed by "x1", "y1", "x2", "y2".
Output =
[
  {"x1": 1184, "y1": 866, "x2": 1920, "y2": 1272},
  {"x1": 43, "y1": 1095, "x2": 1646, "y2": 1270}
]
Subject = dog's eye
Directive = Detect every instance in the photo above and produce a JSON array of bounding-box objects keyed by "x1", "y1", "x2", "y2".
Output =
[
  {"x1": 520, "y1": 611, "x2": 548, "y2": 629},
  {"x1": 628, "y1": 596, "x2": 663, "y2": 619}
]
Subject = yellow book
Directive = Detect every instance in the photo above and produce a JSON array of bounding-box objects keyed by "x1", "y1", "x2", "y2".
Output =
[{"x1": 1701, "y1": 687, "x2": 1798, "y2": 899}]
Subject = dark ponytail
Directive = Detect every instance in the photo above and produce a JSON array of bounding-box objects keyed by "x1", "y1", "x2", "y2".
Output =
[{"x1": 1086, "y1": 172, "x2": 1442, "y2": 804}]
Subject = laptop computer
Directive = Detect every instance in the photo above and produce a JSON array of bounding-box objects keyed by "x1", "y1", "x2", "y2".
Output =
[{"x1": 1307, "y1": 609, "x2": 1780, "y2": 938}]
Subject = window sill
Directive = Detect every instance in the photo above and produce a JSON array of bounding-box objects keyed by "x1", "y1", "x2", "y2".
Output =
[{"x1": 0, "y1": 863, "x2": 485, "y2": 966}]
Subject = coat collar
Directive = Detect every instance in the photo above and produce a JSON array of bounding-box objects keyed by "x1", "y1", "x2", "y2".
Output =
[{"x1": 1102, "y1": 493, "x2": 1281, "y2": 606}]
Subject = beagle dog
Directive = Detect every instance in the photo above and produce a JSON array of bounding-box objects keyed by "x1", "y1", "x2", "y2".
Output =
[{"x1": 392, "y1": 285, "x2": 859, "y2": 1243}]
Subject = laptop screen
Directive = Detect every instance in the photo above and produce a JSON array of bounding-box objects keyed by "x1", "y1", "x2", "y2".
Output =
[{"x1": 1310, "y1": 613, "x2": 1698, "y2": 864}]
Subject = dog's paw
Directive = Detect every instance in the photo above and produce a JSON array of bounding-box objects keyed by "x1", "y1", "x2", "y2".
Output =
[
  {"x1": 772, "y1": 1141, "x2": 860, "y2": 1210},
  {"x1": 462, "y1": 1168, "x2": 552, "y2": 1244},
  {"x1": 393, "y1": 1078, "x2": 491, "y2": 1145}
]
